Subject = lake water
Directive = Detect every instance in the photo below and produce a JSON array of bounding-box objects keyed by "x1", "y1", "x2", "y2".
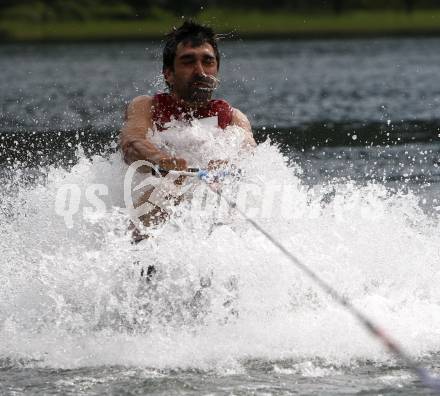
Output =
[{"x1": 1, "y1": 38, "x2": 440, "y2": 395}]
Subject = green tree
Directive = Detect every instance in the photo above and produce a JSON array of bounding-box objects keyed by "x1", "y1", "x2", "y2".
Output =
[
  {"x1": 403, "y1": 0, "x2": 414, "y2": 12},
  {"x1": 333, "y1": 0, "x2": 343, "y2": 12},
  {"x1": 163, "y1": 0, "x2": 203, "y2": 16},
  {"x1": 124, "y1": 0, "x2": 149, "y2": 18}
]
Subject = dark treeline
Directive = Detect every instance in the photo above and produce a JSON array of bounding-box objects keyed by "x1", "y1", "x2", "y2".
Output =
[{"x1": 2, "y1": 0, "x2": 440, "y2": 20}]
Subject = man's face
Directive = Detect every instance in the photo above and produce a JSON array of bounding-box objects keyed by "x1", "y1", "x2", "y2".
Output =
[{"x1": 164, "y1": 42, "x2": 219, "y2": 104}]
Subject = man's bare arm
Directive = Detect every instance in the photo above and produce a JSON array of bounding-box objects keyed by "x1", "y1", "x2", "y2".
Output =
[
  {"x1": 120, "y1": 96, "x2": 172, "y2": 165},
  {"x1": 120, "y1": 96, "x2": 187, "y2": 171},
  {"x1": 231, "y1": 108, "x2": 257, "y2": 148}
]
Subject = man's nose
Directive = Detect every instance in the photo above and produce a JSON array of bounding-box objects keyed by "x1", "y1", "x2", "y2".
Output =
[{"x1": 194, "y1": 61, "x2": 206, "y2": 76}]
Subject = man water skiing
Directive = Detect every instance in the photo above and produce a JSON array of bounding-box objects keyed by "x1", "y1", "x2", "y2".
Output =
[{"x1": 120, "y1": 21, "x2": 256, "y2": 237}]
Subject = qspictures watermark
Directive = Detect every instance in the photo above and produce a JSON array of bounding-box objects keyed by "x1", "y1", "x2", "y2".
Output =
[
  {"x1": 54, "y1": 160, "x2": 385, "y2": 229},
  {"x1": 55, "y1": 183, "x2": 108, "y2": 228}
]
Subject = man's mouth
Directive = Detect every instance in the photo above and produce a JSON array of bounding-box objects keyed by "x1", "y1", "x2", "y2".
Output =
[
  {"x1": 190, "y1": 76, "x2": 218, "y2": 91},
  {"x1": 191, "y1": 81, "x2": 214, "y2": 90},
  {"x1": 180, "y1": 76, "x2": 219, "y2": 101}
]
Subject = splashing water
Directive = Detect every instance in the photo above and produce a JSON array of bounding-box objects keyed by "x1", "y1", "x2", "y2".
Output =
[{"x1": 1, "y1": 122, "x2": 440, "y2": 378}]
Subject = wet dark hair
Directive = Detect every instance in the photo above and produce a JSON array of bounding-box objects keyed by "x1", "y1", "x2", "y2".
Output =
[{"x1": 162, "y1": 21, "x2": 220, "y2": 73}]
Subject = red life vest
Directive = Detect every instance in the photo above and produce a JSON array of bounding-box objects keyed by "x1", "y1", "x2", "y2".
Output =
[{"x1": 152, "y1": 93, "x2": 233, "y2": 131}]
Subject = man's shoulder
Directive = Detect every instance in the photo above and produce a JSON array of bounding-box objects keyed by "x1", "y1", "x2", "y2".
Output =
[
  {"x1": 125, "y1": 96, "x2": 154, "y2": 120},
  {"x1": 231, "y1": 107, "x2": 250, "y2": 122},
  {"x1": 129, "y1": 95, "x2": 153, "y2": 108},
  {"x1": 230, "y1": 106, "x2": 252, "y2": 131},
  {"x1": 123, "y1": 95, "x2": 155, "y2": 124}
]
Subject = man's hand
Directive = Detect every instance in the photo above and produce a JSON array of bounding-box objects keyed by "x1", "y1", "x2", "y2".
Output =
[
  {"x1": 208, "y1": 159, "x2": 228, "y2": 170},
  {"x1": 157, "y1": 157, "x2": 188, "y2": 186},
  {"x1": 158, "y1": 157, "x2": 188, "y2": 171}
]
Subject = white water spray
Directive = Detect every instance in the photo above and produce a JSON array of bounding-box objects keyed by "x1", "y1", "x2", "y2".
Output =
[{"x1": 1, "y1": 123, "x2": 440, "y2": 372}]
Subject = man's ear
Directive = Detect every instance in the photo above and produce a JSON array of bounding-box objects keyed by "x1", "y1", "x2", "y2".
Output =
[{"x1": 163, "y1": 68, "x2": 174, "y2": 88}]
